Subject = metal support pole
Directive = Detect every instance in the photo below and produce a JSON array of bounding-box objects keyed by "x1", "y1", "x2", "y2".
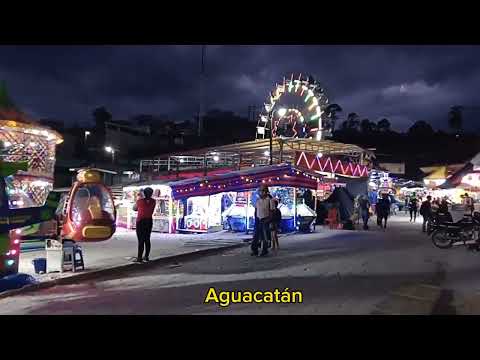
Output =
[
  {"x1": 167, "y1": 157, "x2": 171, "y2": 172},
  {"x1": 269, "y1": 112, "x2": 273, "y2": 165},
  {"x1": 280, "y1": 139, "x2": 284, "y2": 163},
  {"x1": 203, "y1": 154, "x2": 207, "y2": 176},
  {"x1": 293, "y1": 187, "x2": 297, "y2": 231}
]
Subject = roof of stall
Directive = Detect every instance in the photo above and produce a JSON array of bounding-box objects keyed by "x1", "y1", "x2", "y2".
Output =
[
  {"x1": 169, "y1": 163, "x2": 322, "y2": 200},
  {"x1": 154, "y1": 138, "x2": 373, "y2": 161}
]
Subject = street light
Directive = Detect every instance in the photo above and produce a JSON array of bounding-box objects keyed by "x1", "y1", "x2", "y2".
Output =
[
  {"x1": 85, "y1": 131, "x2": 91, "y2": 142},
  {"x1": 105, "y1": 146, "x2": 116, "y2": 163}
]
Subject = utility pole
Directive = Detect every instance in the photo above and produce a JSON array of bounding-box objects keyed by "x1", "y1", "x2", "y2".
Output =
[{"x1": 198, "y1": 45, "x2": 206, "y2": 137}]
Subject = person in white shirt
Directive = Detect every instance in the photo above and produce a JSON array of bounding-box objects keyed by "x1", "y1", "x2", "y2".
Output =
[{"x1": 251, "y1": 184, "x2": 274, "y2": 257}]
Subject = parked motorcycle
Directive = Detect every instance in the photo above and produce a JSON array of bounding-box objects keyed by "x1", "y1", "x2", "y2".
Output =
[{"x1": 430, "y1": 212, "x2": 480, "y2": 249}]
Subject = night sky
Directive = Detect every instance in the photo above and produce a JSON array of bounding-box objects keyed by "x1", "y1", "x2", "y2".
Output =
[{"x1": 1, "y1": 45, "x2": 480, "y2": 131}]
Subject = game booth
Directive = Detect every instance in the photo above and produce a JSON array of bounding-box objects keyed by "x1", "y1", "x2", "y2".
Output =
[
  {"x1": 169, "y1": 164, "x2": 320, "y2": 234},
  {"x1": 117, "y1": 183, "x2": 176, "y2": 233}
]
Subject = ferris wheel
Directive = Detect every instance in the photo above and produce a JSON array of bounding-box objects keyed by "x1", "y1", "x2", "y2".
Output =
[{"x1": 256, "y1": 73, "x2": 333, "y2": 141}]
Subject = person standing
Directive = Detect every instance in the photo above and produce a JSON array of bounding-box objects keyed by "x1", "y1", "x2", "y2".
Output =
[
  {"x1": 270, "y1": 199, "x2": 282, "y2": 252},
  {"x1": 251, "y1": 185, "x2": 274, "y2": 257},
  {"x1": 133, "y1": 187, "x2": 156, "y2": 263},
  {"x1": 358, "y1": 195, "x2": 371, "y2": 230},
  {"x1": 409, "y1": 193, "x2": 418, "y2": 222},
  {"x1": 419, "y1": 195, "x2": 432, "y2": 233},
  {"x1": 404, "y1": 195, "x2": 409, "y2": 214},
  {"x1": 376, "y1": 193, "x2": 391, "y2": 229},
  {"x1": 462, "y1": 193, "x2": 474, "y2": 216}
]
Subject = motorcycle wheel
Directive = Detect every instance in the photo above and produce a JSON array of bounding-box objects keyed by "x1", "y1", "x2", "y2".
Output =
[{"x1": 432, "y1": 229, "x2": 454, "y2": 249}]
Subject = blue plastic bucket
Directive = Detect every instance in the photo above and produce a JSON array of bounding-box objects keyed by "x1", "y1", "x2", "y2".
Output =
[{"x1": 32, "y1": 258, "x2": 46, "y2": 274}]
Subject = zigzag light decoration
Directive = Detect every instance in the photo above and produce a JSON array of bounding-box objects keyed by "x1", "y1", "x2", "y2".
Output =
[{"x1": 295, "y1": 151, "x2": 369, "y2": 178}]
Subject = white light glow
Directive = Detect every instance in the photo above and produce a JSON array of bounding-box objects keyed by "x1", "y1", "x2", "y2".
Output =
[
  {"x1": 105, "y1": 146, "x2": 113, "y2": 153},
  {"x1": 85, "y1": 131, "x2": 91, "y2": 136},
  {"x1": 277, "y1": 108, "x2": 287, "y2": 117},
  {"x1": 29, "y1": 142, "x2": 36, "y2": 147},
  {"x1": 3, "y1": 141, "x2": 11, "y2": 147},
  {"x1": 317, "y1": 152, "x2": 323, "y2": 158},
  {"x1": 213, "y1": 155, "x2": 219, "y2": 162},
  {"x1": 264, "y1": 151, "x2": 270, "y2": 156},
  {"x1": 179, "y1": 158, "x2": 185, "y2": 163}
]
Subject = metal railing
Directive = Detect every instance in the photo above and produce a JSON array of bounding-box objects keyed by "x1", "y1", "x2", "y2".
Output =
[{"x1": 140, "y1": 153, "x2": 241, "y2": 173}]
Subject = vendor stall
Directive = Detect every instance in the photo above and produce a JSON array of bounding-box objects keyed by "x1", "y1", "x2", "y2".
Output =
[
  {"x1": 117, "y1": 183, "x2": 175, "y2": 233},
  {"x1": 170, "y1": 164, "x2": 319, "y2": 233}
]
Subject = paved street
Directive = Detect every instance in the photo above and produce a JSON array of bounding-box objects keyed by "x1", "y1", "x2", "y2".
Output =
[
  {"x1": 2, "y1": 212, "x2": 480, "y2": 315},
  {"x1": 18, "y1": 228, "x2": 248, "y2": 283}
]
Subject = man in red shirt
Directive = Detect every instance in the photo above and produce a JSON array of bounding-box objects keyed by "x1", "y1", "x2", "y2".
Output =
[{"x1": 133, "y1": 187, "x2": 155, "y2": 263}]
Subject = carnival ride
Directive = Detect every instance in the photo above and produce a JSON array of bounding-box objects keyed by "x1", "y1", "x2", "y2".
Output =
[
  {"x1": 60, "y1": 169, "x2": 116, "y2": 242},
  {"x1": 0, "y1": 86, "x2": 116, "y2": 279},
  {"x1": 0, "y1": 160, "x2": 61, "y2": 276},
  {"x1": 256, "y1": 73, "x2": 334, "y2": 141}
]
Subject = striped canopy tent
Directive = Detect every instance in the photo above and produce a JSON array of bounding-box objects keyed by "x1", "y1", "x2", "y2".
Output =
[
  {"x1": 439, "y1": 153, "x2": 480, "y2": 189},
  {"x1": 169, "y1": 163, "x2": 321, "y2": 200}
]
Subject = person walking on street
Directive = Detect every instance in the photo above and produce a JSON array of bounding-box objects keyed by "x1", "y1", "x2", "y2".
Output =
[
  {"x1": 404, "y1": 196, "x2": 409, "y2": 214},
  {"x1": 376, "y1": 193, "x2": 390, "y2": 229},
  {"x1": 251, "y1": 184, "x2": 274, "y2": 257},
  {"x1": 270, "y1": 199, "x2": 282, "y2": 252},
  {"x1": 359, "y1": 195, "x2": 371, "y2": 230},
  {"x1": 409, "y1": 193, "x2": 418, "y2": 222},
  {"x1": 133, "y1": 187, "x2": 156, "y2": 263},
  {"x1": 419, "y1": 195, "x2": 433, "y2": 233}
]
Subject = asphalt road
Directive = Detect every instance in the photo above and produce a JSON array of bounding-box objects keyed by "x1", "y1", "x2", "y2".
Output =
[{"x1": 2, "y1": 212, "x2": 480, "y2": 315}]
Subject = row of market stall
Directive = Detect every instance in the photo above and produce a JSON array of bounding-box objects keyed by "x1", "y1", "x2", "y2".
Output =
[
  {"x1": 366, "y1": 152, "x2": 480, "y2": 208},
  {"x1": 116, "y1": 162, "x2": 370, "y2": 234}
]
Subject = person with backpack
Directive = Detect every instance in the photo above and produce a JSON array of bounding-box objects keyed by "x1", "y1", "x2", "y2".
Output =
[
  {"x1": 419, "y1": 195, "x2": 432, "y2": 233},
  {"x1": 409, "y1": 193, "x2": 418, "y2": 222},
  {"x1": 270, "y1": 199, "x2": 282, "y2": 251},
  {"x1": 133, "y1": 187, "x2": 156, "y2": 263}
]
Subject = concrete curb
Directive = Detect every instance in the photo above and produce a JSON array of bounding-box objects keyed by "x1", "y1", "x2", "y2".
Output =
[{"x1": 0, "y1": 243, "x2": 246, "y2": 300}]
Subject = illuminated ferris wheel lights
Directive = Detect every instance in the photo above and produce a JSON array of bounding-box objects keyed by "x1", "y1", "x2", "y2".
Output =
[
  {"x1": 305, "y1": 91, "x2": 313, "y2": 102},
  {"x1": 277, "y1": 108, "x2": 287, "y2": 117}
]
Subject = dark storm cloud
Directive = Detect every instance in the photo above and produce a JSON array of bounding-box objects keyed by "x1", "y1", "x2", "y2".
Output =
[{"x1": 0, "y1": 45, "x2": 480, "y2": 130}]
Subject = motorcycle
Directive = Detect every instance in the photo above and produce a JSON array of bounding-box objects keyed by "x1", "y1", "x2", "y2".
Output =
[{"x1": 430, "y1": 212, "x2": 480, "y2": 249}]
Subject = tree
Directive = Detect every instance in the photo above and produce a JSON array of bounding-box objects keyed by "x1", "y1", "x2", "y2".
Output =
[
  {"x1": 346, "y1": 112, "x2": 360, "y2": 131},
  {"x1": 448, "y1": 105, "x2": 463, "y2": 133},
  {"x1": 360, "y1": 118, "x2": 376, "y2": 134},
  {"x1": 377, "y1": 118, "x2": 391, "y2": 132},
  {"x1": 324, "y1": 103, "x2": 343, "y2": 132},
  {"x1": 408, "y1": 120, "x2": 434, "y2": 137}
]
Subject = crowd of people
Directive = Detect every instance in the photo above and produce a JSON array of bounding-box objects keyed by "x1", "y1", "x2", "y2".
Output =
[
  {"x1": 352, "y1": 191, "x2": 477, "y2": 233},
  {"x1": 129, "y1": 184, "x2": 477, "y2": 261}
]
